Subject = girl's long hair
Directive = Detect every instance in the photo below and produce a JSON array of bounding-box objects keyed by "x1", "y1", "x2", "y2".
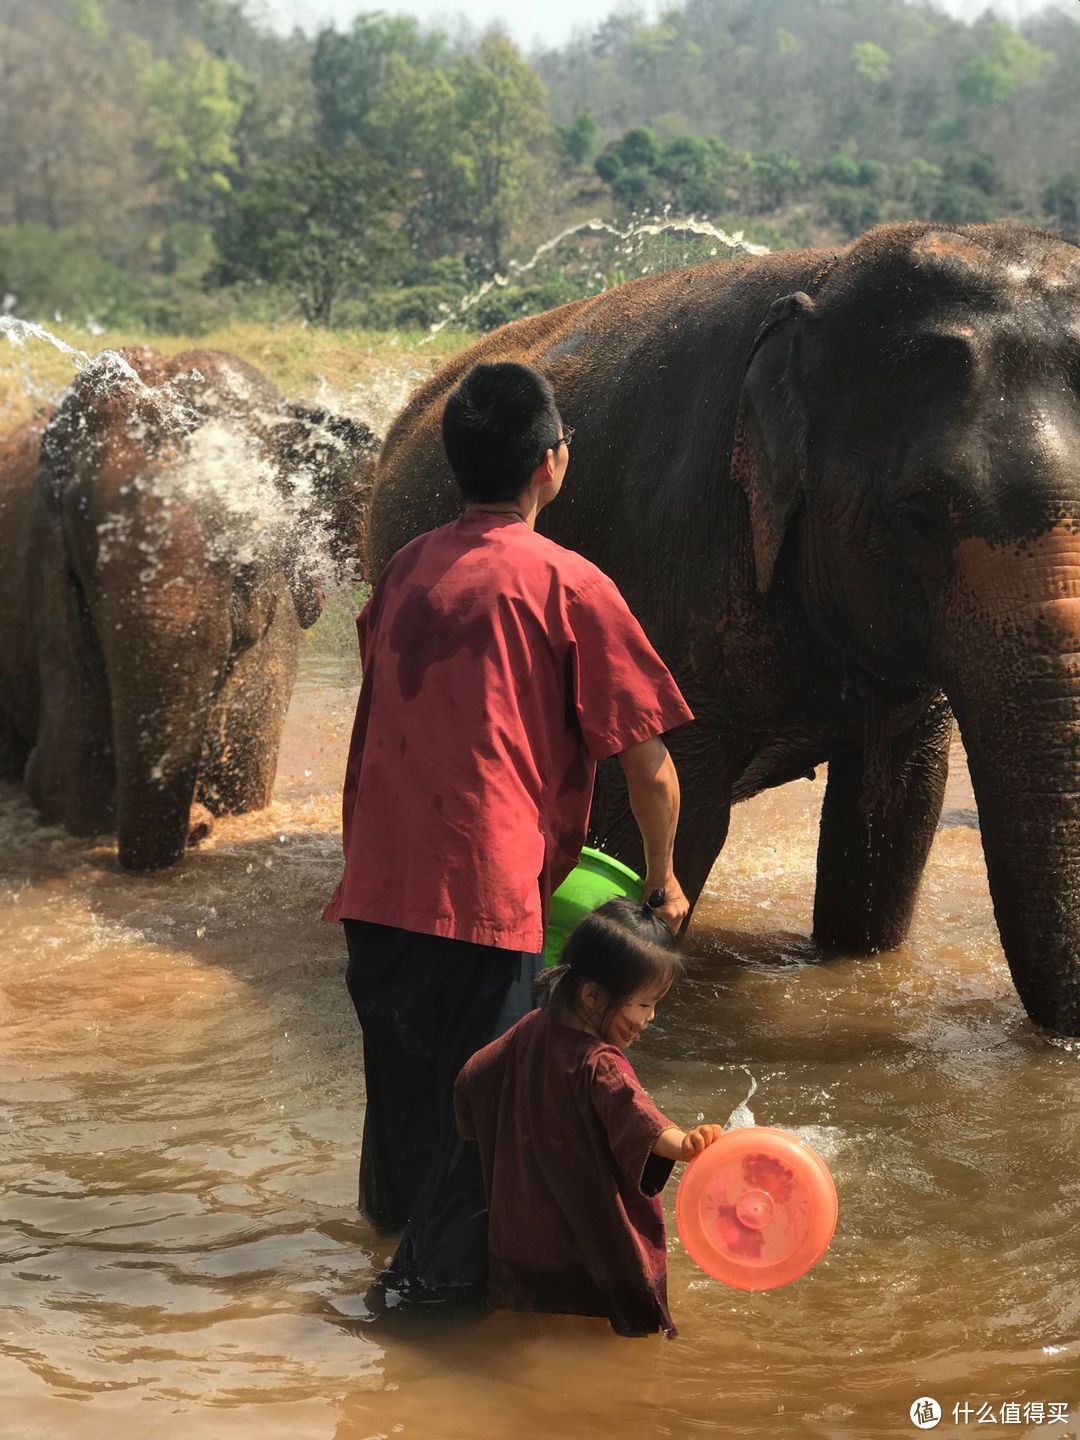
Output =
[{"x1": 534, "y1": 896, "x2": 684, "y2": 1029}]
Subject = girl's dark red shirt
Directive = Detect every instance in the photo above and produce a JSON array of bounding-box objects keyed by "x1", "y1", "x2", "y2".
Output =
[{"x1": 455, "y1": 1006, "x2": 678, "y2": 1337}]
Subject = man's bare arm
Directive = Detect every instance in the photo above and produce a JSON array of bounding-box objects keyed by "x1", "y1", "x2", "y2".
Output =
[{"x1": 616, "y1": 737, "x2": 689, "y2": 935}]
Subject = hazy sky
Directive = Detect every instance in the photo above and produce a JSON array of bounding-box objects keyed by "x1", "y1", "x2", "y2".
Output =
[
  {"x1": 259, "y1": 0, "x2": 628, "y2": 50},
  {"x1": 259, "y1": 0, "x2": 1074, "y2": 50}
]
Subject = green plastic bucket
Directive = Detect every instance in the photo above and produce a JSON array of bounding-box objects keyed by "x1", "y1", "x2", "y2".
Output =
[{"x1": 543, "y1": 846, "x2": 644, "y2": 966}]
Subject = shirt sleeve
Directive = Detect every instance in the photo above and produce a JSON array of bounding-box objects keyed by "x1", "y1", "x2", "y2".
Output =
[
  {"x1": 565, "y1": 573, "x2": 694, "y2": 761},
  {"x1": 589, "y1": 1049, "x2": 676, "y2": 1196}
]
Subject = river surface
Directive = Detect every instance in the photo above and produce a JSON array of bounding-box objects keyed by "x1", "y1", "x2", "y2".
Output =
[{"x1": 2, "y1": 631, "x2": 1078, "y2": 1440}]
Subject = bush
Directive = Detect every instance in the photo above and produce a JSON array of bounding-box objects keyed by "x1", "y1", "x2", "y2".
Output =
[
  {"x1": 856, "y1": 160, "x2": 888, "y2": 194},
  {"x1": 595, "y1": 143, "x2": 624, "y2": 184},
  {"x1": 1043, "y1": 174, "x2": 1080, "y2": 230},
  {"x1": 933, "y1": 183, "x2": 994, "y2": 224},
  {"x1": 334, "y1": 283, "x2": 464, "y2": 330},
  {"x1": 557, "y1": 112, "x2": 597, "y2": 167},
  {"x1": 820, "y1": 154, "x2": 860, "y2": 187},
  {"x1": 619, "y1": 126, "x2": 660, "y2": 171},
  {"x1": 0, "y1": 225, "x2": 144, "y2": 326},
  {"x1": 610, "y1": 167, "x2": 666, "y2": 213},
  {"x1": 824, "y1": 188, "x2": 882, "y2": 237},
  {"x1": 470, "y1": 279, "x2": 588, "y2": 332}
]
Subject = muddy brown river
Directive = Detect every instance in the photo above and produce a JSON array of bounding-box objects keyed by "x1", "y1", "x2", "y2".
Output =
[{"x1": 2, "y1": 626, "x2": 1078, "y2": 1440}]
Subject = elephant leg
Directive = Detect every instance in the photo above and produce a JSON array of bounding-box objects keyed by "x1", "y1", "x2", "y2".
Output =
[
  {"x1": 813, "y1": 696, "x2": 952, "y2": 954},
  {"x1": 197, "y1": 603, "x2": 302, "y2": 815},
  {"x1": 24, "y1": 564, "x2": 115, "y2": 835},
  {"x1": 588, "y1": 727, "x2": 740, "y2": 914},
  {"x1": 0, "y1": 709, "x2": 30, "y2": 783}
]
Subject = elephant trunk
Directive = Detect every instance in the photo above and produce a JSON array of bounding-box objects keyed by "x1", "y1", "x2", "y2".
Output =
[
  {"x1": 98, "y1": 558, "x2": 230, "y2": 873},
  {"x1": 946, "y1": 533, "x2": 1080, "y2": 1034}
]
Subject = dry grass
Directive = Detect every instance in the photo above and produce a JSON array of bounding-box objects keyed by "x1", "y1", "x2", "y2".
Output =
[{"x1": 0, "y1": 320, "x2": 468, "y2": 433}]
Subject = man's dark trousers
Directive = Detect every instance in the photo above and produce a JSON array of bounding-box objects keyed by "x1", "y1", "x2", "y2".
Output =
[{"x1": 343, "y1": 919, "x2": 541, "y2": 1300}]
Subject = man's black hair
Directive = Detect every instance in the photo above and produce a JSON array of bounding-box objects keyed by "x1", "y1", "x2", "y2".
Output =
[{"x1": 442, "y1": 362, "x2": 562, "y2": 503}]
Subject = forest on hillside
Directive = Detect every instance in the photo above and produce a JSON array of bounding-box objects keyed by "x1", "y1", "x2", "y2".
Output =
[{"x1": 1, "y1": 0, "x2": 1078, "y2": 333}]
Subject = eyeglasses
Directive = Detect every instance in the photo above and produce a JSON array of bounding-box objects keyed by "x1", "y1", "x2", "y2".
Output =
[{"x1": 547, "y1": 425, "x2": 575, "y2": 454}]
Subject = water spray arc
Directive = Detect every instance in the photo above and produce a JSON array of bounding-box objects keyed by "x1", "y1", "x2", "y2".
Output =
[{"x1": 420, "y1": 216, "x2": 771, "y2": 343}]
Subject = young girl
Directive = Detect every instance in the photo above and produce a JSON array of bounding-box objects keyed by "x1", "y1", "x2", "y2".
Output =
[{"x1": 453, "y1": 897, "x2": 725, "y2": 1338}]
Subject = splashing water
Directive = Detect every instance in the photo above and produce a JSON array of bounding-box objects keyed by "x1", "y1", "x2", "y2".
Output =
[
  {"x1": 420, "y1": 215, "x2": 772, "y2": 343},
  {"x1": 723, "y1": 1066, "x2": 759, "y2": 1130},
  {"x1": 3, "y1": 214, "x2": 772, "y2": 585},
  {"x1": 3, "y1": 326, "x2": 370, "y2": 590},
  {"x1": 1, "y1": 315, "x2": 154, "y2": 395},
  {"x1": 307, "y1": 356, "x2": 441, "y2": 440},
  {"x1": 1, "y1": 314, "x2": 95, "y2": 365}
]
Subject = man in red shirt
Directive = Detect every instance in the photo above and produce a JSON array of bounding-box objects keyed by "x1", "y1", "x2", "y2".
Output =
[{"x1": 324, "y1": 362, "x2": 693, "y2": 1304}]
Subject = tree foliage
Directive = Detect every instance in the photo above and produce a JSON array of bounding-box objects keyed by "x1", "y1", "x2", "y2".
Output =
[
  {"x1": 1, "y1": 0, "x2": 1079, "y2": 331},
  {"x1": 214, "y1": 143, "x2": 398, "y2": 323},
  {"x1": 137, "y1": 40, "x2": 249, "y2": 216},
  {"x1": 312, "y1": 14, "x2": 449, "y2": 150}
]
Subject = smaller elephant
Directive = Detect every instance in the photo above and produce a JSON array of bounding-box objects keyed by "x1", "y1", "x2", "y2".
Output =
[{"x1": 0, "y1": 347, "x2": 378, "y2": 870}]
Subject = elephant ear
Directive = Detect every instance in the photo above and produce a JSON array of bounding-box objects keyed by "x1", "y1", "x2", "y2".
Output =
[
  {"x1": 263, "y1": 406, "x2": 381, "y2": 623},
  {"x1": 733, "y1": 290, "x2": 817, "y2": 594},
  {"x1": 278, "y1": 406, "x2": 381, "y2": 580}
]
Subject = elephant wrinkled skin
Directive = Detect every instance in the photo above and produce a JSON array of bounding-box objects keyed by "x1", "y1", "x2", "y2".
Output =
[
  {"x1": 367, "y1": 221, "x2": 1080, "y2": 1035},
  {"x1": 0, "y1": 348, "x2": 377, "y2": 872}
]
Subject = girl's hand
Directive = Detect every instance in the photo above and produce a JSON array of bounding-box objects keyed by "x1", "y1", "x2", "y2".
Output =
[{"x1": 681, "y1": 1124, "x2": 725, "y2": 1159}]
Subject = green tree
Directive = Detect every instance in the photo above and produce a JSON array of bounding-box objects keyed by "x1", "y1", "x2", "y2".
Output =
[
  {"x1": 0, "y1": 222, "x2": 140, "y2": 322},
  {"x1": 894, "y1": 156, "x2": 993, "y2": 224},
  {"x1": 933, "y1": 183, "x2": 994, "y2": 225},
  {"x1": 1043, "y1": 173, "x2": 1080, "y2": 229},
  {"x1": 957, "y1": 23, "x2": 1053, "y2": 109},
  {"x1": 137, "y1": 40, "x2": 249, "y2": 219},
  {"x1": 367, "y1": 33, "x2": 550, "y2": 273},
  {"x1": 657, "y1": 134, "x2": 718, "y2": 210},
  {"x1": 70, "y1": 0, "x2": 107, "y2": 44},
  {"x1": 657, "y1": 134, "x2": 748, "y2": 214},
  {"x1": 594, "y1": 141, "x2": 624, "y2": 185},
  {"x1": 0, "y1": 0, "x2": 146, "y2": 249},
  {"x1": 824, "y1": 188, "x2": 881, "y2": 237},
  {"x1": 751, "y1": 149, "x2": 805, "y2": 211},
  {"x1": 556, "y1": 111, "x2": 597, "y2": 168},
  {"x1": 595, "y1": 127, "x2": 660, "y2": 187},
  {"x1": 365, "y1": 55, "x2": 465, "y2": 257},
  {"x1": 311, "y1": 15, "x2": 448, "y2": 150},
  {"x1": 851, "y1": 41, "x2": 892, "y2": 88},
  {"x1": 610, "y1": 167, "x2": 665, "y2": 214},
  {"x1": 213, "y1": 143, "x2": 399, "y2": 323},
  {"x1": 821, "y1": 153, "x2": 860, "y2": 187},
  {"x1": 629, "y1": 19, "x2": 678, "y2": 82},
  {"x1": 620, "y1": 126, "x2": 661, "y2": 171},
  {"x1": 455, "y1": 34, "x2": 552, "y2": 271}
]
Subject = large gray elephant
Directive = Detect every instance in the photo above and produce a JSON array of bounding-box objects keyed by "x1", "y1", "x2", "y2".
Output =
[
  {"x1": 366, "y1": 221, "x2": 1080, "y2": 1036},
  {"x1": 0, "y1": 347, "x2": 377, "y2": 871}
]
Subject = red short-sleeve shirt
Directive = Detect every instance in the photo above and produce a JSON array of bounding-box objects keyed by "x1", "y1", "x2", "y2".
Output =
[{"x1": 322, "y1": 511, "x2": 693, "y2": 951}]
